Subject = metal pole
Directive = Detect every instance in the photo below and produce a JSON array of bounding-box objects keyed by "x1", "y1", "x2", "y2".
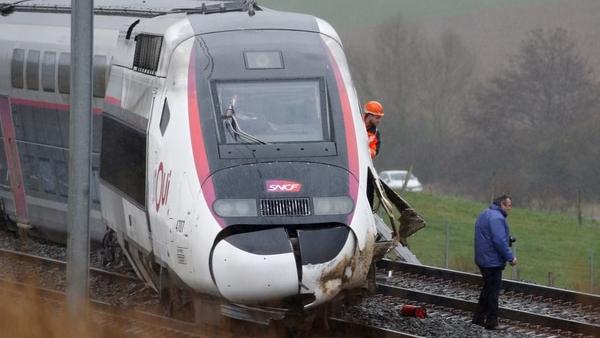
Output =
[
  {"x1": 66, "y1": 0, "x2": 94, "y2": 316},
  {"x1": 444, "y1": 221, "x2": 449, "y2": 268}
]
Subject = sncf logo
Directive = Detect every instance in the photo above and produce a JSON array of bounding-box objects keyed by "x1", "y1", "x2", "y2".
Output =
[{"x1": 265, "y1": 180, "x2": 302, "y2": 193}]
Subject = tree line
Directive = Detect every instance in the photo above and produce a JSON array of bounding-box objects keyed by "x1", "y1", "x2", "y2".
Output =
[{"x1": 344, "y1": 17, "x2": 600, "y2": 208}]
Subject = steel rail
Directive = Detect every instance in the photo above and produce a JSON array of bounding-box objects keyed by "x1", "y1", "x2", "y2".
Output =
[
  {"x1": 0, "y1": 277, "x2": 204, "y2": 337},
  {"x1": 327, "y1": 317, "x2": 424, "y2": 338},
  {"x1": 377, "y1": 259, "x2": 600, "y2": 307},
  {"x1": 376, "y1": 283, "x2": 600, "y2": 337},
  {"x1": 0, "y1": 247, "x2": 139, "y2": 282}
]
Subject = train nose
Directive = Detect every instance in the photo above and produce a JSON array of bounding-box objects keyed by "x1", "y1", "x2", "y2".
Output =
[
  {"x1": 210, "y1": 225, "x2": 353, "y2": 305},
  {"x1": 210, "y1": 227, "x2": 299, "y2": 303}
]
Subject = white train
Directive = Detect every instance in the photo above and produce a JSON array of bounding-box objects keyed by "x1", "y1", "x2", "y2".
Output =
[{"x1": 0, "y1": 0, "x2": 423, "y2": 322}]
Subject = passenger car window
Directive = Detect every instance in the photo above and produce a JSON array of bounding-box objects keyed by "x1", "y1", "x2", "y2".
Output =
[
  {"x1": 11, "y1": 49, "x2": 25, "y2": 89},
  {"x1": 42, "y1": 51, "x2": 57, "y2": 92},
  {"x1": 26, "y1": 50, "x2": 40, "y2": 90},
  {"x1": 58, "y1": 52, "x2": 70, "y2": 94},
  {"x1": 38, "y1": 158, "x2": 56, "y2": 194}
]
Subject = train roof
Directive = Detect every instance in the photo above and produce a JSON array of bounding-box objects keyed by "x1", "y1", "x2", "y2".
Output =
[
  {"x1": 1, "y1": 0, "x2": 342, "y2": 45},
  {"x1": 0, "y1": 0, "x2": 258, "y2": 17}
]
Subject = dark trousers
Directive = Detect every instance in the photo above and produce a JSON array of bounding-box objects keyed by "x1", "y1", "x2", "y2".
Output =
[{"x1": 473, "y1": 266, "x2": 504, "y2": 325}]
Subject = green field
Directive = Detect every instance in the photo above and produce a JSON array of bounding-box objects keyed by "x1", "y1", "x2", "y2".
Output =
[{"x1": 395, "y1": 192, "x2": 600, "y2": 293}]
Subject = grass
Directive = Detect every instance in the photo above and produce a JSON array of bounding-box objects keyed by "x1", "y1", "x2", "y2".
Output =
[{"x1": 393, "y1": 192, "x2": 600, "y2": 293}]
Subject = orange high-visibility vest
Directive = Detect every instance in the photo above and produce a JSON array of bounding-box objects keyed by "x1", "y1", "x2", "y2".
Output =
[{"x1": 367, "y1": 127, "x2": 380, "y2": 158}]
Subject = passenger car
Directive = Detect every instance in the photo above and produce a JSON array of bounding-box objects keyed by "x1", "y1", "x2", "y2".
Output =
[{"x1": 379, "y1": 170, "x2": 423, "y2": 192}]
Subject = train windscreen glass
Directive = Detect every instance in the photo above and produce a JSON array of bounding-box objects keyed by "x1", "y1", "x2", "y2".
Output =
[{"x1": 215, "y1": 80, "x2": 328, "y2": 144}]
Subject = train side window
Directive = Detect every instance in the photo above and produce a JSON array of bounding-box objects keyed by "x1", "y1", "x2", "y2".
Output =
[
  {"x1": 55, "y1": 160, "x2": 68, "y2": 198},
  {"x1": 38, "y1": 158, "x2": 56, "y2": 194},
  {"x1": 26, "y1": 50, "x2": 40, "y2": 90},
  {"x1": 42, "y1": 51, "x2": 57, "y2": 92},
  {"x1": 159, "y1": 99, "x2": 170, "y2": 136},
  {"x1": 100, "y1": 115, "x2": 146, "y2": 208},
  {"x1": 58, "y1": 52, "x2": 70, "y2": 94},
  {"x1": 0, "y1": 145, "x2": 9, "y2": 187},
  {"x1": 22, "y1": 155, "x2": 39, "y2": 192},
  {"x1": 93, "y1": 55, "x2": 108, "y2": 98},
  {"x1": 11, "y1": 49, "x2": 25, "y2": 89}
]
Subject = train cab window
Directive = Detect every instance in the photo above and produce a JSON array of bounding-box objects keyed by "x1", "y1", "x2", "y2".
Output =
[
  {"x1": 42, "y1": 51, "x2": 57, "y2": 92},
  {"x1": 26, "y1": 50, "x2": 40, "y2": 90},
  {"x1": 214, "y1": 79, "x2": 329, "y2": 144},
  {"x1": 58, "y1": 52, "x2": 70, "y2": 94},
  {"x1": 11, "y1": 49, "x2": 25, "y2": 89}
]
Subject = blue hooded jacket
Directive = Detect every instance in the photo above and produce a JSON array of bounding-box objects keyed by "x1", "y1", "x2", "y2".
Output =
[{"x1": 474, "y1": 203, "x2": 514, "y2": 268}]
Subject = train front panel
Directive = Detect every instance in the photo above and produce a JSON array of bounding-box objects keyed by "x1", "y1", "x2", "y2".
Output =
[{"x1": 147, "y1": 11, "x2": 376, "y2": 308}]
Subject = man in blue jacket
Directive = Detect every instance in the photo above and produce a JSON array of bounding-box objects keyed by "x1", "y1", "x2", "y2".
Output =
[{"x1": 472, "y1": 194, "x2": 517, "y2": 330}]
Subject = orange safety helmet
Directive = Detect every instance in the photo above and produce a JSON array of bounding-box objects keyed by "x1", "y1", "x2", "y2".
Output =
[{"x1": 364, "y1": 100, "x2": 384, "y2": 116}]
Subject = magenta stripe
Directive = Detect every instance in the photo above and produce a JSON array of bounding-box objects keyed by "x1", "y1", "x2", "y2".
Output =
[
  {"x1": 10, "y1": 97, "x2": 103, "y2": 115},
  {"x1": 0, "y1": 96, "x2": 29, "y2": 224},
  {"x1": 104, "y1": 95, "x2": 120, "y2": 107}
]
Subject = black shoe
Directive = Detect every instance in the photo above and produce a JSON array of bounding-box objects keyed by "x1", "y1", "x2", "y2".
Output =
[
  {"x1": 485, "y1": 324, "x2": 509, "y2": 330},
  {"x1": 471, "y1": 319, "x2": 485, "y2": 327}
]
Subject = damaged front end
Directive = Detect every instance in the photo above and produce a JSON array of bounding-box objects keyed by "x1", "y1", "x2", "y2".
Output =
[
  {"x1": 370, "y1": 171, "x2": 427, "y2": 263},
  {"x1": 300, "y1": 225, "x2": 375, "y2": 308}
]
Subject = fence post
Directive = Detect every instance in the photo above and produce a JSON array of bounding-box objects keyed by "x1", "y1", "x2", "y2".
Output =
[
  {"x1": 511, "y1": 245, "x2": 517, "y2": 280},
  {"x1": 591, "y1": 250, "x2": 595, "y2": 291},
  {"x1": 577, "y1": 189, "x2": 582, "y2": 225},
  {"x1": 444, "y1": 221, "x2": 449, "y2": 268},
  {"x1": 548, "y1": 272, "x2": 555, "y2": 287}
]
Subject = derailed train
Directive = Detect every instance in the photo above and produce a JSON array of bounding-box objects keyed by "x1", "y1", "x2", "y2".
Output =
[{"x1": 0, "y1": 0, "x2": 423, "y2": 319}]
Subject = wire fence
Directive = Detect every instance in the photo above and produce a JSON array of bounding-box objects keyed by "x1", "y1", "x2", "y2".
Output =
[{"x1": 437, "y1": 221, "x2": 598, "y2": 294}]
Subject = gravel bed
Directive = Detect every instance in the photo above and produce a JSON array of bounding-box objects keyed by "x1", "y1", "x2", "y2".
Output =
[
  {"x1": 0, "y1": 226, "x2": 135, "y2": 276},
  {"x1": 0, "y1": 226, "x2": 582, "y2": 337},
  {"x1": 0, "y1": 226, "x2": 160, "y2": 307},
  {"x1": 336, "y1": 294, "x2": 568, "y2": 338},
  {"x1": 379, "y1": 270, "x2": 600, "y2": 326}
]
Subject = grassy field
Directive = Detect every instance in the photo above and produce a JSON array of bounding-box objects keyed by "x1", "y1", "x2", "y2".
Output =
[{"x1": 394, "y1": 192, "x2": 600, "y2": 294}]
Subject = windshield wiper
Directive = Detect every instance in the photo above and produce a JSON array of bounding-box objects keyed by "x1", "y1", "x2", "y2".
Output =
[{"x1": 222, "y1": 102, "x2": 269, "y2": 145}]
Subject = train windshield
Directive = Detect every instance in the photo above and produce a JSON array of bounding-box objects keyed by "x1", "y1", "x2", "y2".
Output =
[{"x1": 215, "y1": 79, "x2": 329, "y2": 144}]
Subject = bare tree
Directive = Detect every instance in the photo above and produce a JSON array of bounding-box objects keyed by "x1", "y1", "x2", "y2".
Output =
[
  {"x1": 411, "y1": 31, "x2": 476, "y2": 179},
  {"x1": 345, "y1": 16, "x2": 477, "y2": 183},
  {"x1": 464, "y1": 28, "x2": 600, "y2": 203}
]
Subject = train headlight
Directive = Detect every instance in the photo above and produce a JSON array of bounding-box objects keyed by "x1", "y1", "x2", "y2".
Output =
[
  {"x1": 313, "y1": 196, "x2": 354, "y2": 215},
  {"x1": 213, "y1": 199, "x2": 257, "y2": 217}
]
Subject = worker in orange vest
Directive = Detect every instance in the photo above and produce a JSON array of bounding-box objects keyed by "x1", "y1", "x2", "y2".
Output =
[{"x1": 363, "y1": 100, "x2": 384, "y2": 158}]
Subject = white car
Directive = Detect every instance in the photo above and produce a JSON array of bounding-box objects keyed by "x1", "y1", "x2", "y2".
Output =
[{"x1": 379, "y1": 170, "x2": 423, "y2": 192}]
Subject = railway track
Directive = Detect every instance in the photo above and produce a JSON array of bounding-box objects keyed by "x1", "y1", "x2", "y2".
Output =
[
  {"x1": 376, "y1": 259, "x2": 600, "y2": 337},
  {"x1": 0, "y1": 246, "x2": 422, "y2": 337},
  {"x1": 0, "y1": 277, "x2": 205, "y2": 337},
  {"x1": 7, "y1": 240, "x2": 598, "y2": 337}
]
